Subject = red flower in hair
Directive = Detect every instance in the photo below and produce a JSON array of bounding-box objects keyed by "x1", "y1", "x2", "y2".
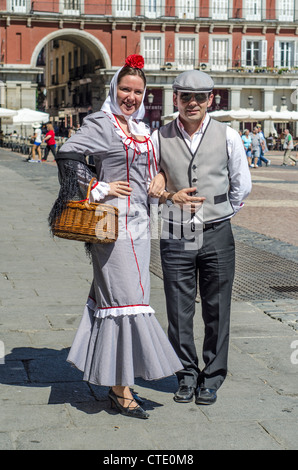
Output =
[{"x1": 124, "y1": 54, "x2": 145, "y2": 69}]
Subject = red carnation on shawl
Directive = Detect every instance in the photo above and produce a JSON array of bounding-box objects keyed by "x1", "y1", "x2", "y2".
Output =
[{"x1": 124, "y1": 54, "x2": 145, "y2": 69}]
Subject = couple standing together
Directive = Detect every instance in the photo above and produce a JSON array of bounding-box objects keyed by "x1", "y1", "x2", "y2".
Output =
[{"x1": 54, "y1": 55, "x2": 251, "y2": 419}]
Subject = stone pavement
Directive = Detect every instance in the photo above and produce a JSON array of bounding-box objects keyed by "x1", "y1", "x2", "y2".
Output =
[{"x1": 0, "y1": 149, "x2": 297, "y2": 451}]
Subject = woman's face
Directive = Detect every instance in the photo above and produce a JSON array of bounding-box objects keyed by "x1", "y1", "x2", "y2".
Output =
[{"x1": 116, "y1": 74, "x2": 145, "y2": 116}]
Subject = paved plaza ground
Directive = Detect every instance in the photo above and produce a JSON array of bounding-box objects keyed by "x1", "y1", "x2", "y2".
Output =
[{"x1": 0, "y1": 147, "x2": 297, "y2": 451}]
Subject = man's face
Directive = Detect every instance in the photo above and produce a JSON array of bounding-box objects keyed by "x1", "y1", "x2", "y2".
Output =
[{"x1": 174, "y1": 91, "x2": 214, "y2": 124}]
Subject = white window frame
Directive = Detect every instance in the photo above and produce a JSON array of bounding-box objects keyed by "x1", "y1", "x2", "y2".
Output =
[
  {"x1": 10, "y1": 0, "x2": 27, "y2": 13},
  {"x1": 244, "y1": 0, "x2": 262, "y2": 20},
  {"x1": 211, "y1": 0, "x2": 229, "y2": 19},
  {"x1": 143, "y1": 0, "x2": 163, "y2": 18},
  {"x1": 210, "y1": 36, "x2": 232, "y2": 71},
  {"x1": 277, "y1": 0, "x2": 294, "y2": 21},
  {"x1": 241, "y1": 37, "x2": 267, "y2": 68},
  {"x1": 141, "y1": 34, "x2": 164, "y2": 70},
  {"x1": 113, "y1": 0, "x2": 133, "y2": 17},
  {"x1": 176, "y1": 0, "x2": 196, "y2": 19},
  {"x1": 175, "y1": 35, "x2": 198, "y2": 70},
  {"x1": 60, "y1": 0, "x2": 83, "y2": 15},
  {"x1": 274, "y1": 39, "x2": 298, "y2": 68}
]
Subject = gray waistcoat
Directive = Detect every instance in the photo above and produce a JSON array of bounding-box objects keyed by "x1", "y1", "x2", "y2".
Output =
[{"x1": 159, "y1": 118, "x2": 234, "y2": 223}]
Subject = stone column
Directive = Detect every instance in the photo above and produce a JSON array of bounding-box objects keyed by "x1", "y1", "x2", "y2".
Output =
[
  {"x1": 229, "y1": 87, "x2": 242, "y2": 131},
  {"x1": 162, "y1": 86, "x2": 174, "y2": 125},
  {"x1": 262, "y1": 87, "x2": 275, "y2": 137}
]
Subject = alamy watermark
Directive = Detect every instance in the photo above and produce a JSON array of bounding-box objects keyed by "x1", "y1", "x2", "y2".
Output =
[
  {"x1": 96, "y1": 200, "x2": 204, "y2": 250},
  {"x1": 0, "y1": 340, "x2": 5, "y2": 365},
  {"x1": 290, "y1": 340, "x2": 298, "y2": 365}
]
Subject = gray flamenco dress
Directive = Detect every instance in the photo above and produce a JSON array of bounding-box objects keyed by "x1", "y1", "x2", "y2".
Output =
[{"x1": 55, "y1": 111, "x2": 182, "y2": 386}]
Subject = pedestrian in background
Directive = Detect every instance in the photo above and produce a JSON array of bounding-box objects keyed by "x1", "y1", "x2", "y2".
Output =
[
  {"x1": 256, "y1": 125, "x2": 270, "y2": 167},
  {"x1": 282, "y1": 128, "x2": 297, "y2": 166},
  {"x1": 42, "y1": 122, "x2": 56, "y2": 161},
  {"x1": 242, "y1": 129, "x2": 252, "y2": 166},
  {"x1": 29, "y1": 123, "x2": 42, "y2": 162}
]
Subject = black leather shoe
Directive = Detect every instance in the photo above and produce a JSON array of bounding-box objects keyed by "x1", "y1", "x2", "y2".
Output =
[
  {"x1": 174, "y1": 385, "x2": 195, "y2": 403},
  {"x1": 195, "y1": 387, "x2": 217, "y2": 405}
]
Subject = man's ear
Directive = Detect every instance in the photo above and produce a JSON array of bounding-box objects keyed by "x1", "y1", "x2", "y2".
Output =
[
  {"x1": 173, "y1": 92, "x2": 178, "y2": 107},
  {"x1": 208, "y1": 93, "x2": 214, "y2": 107}
]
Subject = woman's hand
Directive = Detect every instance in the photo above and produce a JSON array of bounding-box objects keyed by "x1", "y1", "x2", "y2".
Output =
[
  {"x1": 148, "y1": 172, "x2": 166, "y2": 198},
  {"x1": 108, "y1": 181, "x2": 132, "y2": 198}
]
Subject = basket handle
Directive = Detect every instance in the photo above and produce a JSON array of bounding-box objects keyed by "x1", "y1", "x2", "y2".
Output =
[{"x1": 86, "y1": 177, "x2": 97, "y2": 202}]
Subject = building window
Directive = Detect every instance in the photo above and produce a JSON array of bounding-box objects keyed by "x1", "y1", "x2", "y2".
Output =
[
  {"x1": 144, "y1": 0, "x2": 162, "y2": 18},
  {"x1": 211, "y1": 39, "x2": 229, "y2": 70},
  {"x1": 115, "y1": 0, "x2": 132, "y2": 17},
  {"x1": 143, "y1": 37, "x2": 162, "y2": 69},
  {"x1": 177, "y1": 38, "x2": 196, "y2": 69},
  {"x1": 277, "y1": 0, "x2": 294, "y2": 21},
  {"x1": 176, "y1": 0, "x2": 195, "y2": 19},
  {"x1": 244, "y1": 0, "x2": 262, "y2": 20},
  {"x1": 241, "y1": 39, "x2": 267, "y2": 67},
  {"x1": 63, "y1": 0, "x2": 80, "y2": 15},
  {"x1": 274, "y1": 40, "x2": 297, "y2": 68},
  {"x1": 211, "y1": 0, "x2": 229, "y2": 19},
  {"x1": 11, "y1": 0, "x2": 27, "y2": 13}
]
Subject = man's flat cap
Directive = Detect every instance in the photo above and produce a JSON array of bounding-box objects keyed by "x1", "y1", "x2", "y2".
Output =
[{"x1": 173, "y1": 70, "x2": 214, "y2": 93}]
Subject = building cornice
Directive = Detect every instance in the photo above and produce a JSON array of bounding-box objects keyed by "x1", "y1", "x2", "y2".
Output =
[{"x1": 1, "y1": 12, "x2": 297, "y2": 31}]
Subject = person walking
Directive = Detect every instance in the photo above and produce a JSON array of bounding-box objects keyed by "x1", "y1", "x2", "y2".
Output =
[
  {"x1": 251, "y1": 126, "x2": 262, "y2": 168},
  {"x1": 49, "y1": 55, "x2": 182, "y2": 420},
  {"x1": 29, "y1": 123, "x2": 42, "y2": 162},
  {"x1": 150, "y1": 70, "x2": 251, "y2": 406},
  {"x1": 282, "y1": 128, "x2": 297, "y2": 166},
  {"x1": 42, "y1": 122, "x2": 57, "y2": 161},
  {"x1": 256, "y1": 125, "x2": 270, "y2": 167},
  {"x1": 242, "y1": 129, "x2": 252, "y2": 166}
]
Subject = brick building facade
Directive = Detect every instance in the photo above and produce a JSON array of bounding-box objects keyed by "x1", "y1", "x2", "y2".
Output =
[{"x1": 1, "y1": 0, "x2": 298, "y2": 133}]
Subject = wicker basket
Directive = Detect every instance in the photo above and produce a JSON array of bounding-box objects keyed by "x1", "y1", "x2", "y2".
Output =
[{"x1": 51, "y1": 178, "x2": 119, "y2": 243}]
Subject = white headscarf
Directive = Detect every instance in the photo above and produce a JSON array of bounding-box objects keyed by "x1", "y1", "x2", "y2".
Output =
[{"x1": 101, "y1": 66, "x2": 149, "y2": 137}]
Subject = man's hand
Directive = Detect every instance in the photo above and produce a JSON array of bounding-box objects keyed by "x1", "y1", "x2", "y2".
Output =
[{"x1": 162, "y1": 187, "x2": 206, "y2": 213}]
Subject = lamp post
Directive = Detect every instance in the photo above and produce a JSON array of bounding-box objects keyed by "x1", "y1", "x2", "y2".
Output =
[
  {"x1": 147, "y1": 92, "x2": 154, "y2": 104},
  {"x1": 214, "y1": 93, "x2": 221, "y2": 110},
  {"x1": 147, "y1": 92, "x2": 154, "y2": 128},
  {"x1": 281, "y1": 95, "x2": 287, "y2": 106}
]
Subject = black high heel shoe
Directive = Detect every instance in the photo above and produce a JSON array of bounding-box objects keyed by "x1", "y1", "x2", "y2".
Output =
[
  {"x1": 109, "y1": 387, "x2": 145, "y2": 406},
  {"x1": 108, "y1": 389, "x2": 149, "y2": 419}
]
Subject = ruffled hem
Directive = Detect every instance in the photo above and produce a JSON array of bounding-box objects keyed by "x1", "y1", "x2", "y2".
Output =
[
  {"x1": 67, "y1": 302, "x2": 183, "y2": 386},
  {"x1": 87, "y1": 296, "x2": 155, "y2": 319}
]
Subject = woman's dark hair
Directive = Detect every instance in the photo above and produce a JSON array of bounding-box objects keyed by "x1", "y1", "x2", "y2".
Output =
[{"x1": 117, "y1": 66, "x2": 147, "y2": 87}]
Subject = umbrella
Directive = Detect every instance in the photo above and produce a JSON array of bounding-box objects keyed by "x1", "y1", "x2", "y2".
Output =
[
  {"x1": 209, "y1": 108, "x2": 270, "y2": 122},
  {"x1": 12, "y1": 108, "x2": 49, "y2": 125},
  {"x1": 267, "y1": 110, "x2": 298, "y2": 122},
  {"x1": 0, "y1": 107, "x2": 18, "y2": 118}
]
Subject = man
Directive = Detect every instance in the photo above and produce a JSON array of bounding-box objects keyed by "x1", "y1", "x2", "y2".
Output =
[
  {"x1": 150, "y1": 70, "x2": 251, "y2": 405},
  {"x1": 282, "y1": 128, "x2": 297, "y2": 166},
  {"x1": 256, "y1": 125, "x2": 270, "y2": 167},
  {"x1": 251, "y1": 126, "x2": 262, "y2": 168}
]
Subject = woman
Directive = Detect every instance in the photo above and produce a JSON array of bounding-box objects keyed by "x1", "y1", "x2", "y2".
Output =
[
  {"x1": 241, "y1": 129, "x2": 252, "y2": 167},
  {"x1": 29, "y1": 123, "x2": 42, "y2": 162},
  {"x1": 51, "y1": 55, "x2": 182, "y2": 419},
  {"x1": 42, "y1": 122, "x2": 56, "y2": 161}
]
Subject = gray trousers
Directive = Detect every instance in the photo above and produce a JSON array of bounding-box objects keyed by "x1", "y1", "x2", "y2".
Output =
[{"x1": 160, "y1": 219, "x2": 235, "y2": 391}]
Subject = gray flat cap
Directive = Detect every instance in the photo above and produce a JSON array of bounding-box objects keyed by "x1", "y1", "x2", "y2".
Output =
[{"x1": 173, "y1": 70, "x2": 214, "y2": 93}]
